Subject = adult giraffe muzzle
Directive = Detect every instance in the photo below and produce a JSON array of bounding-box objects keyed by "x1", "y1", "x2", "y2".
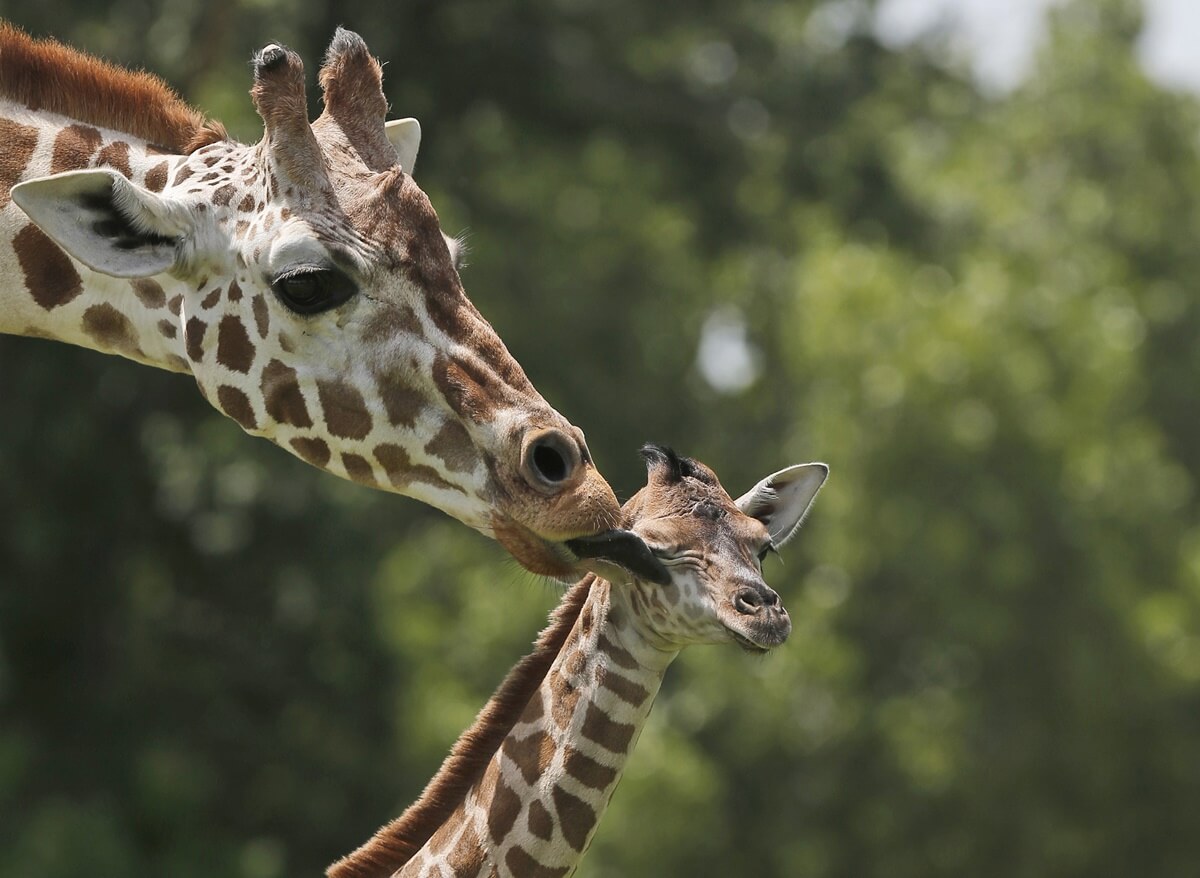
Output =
[{"x1": 0, "y1": 24, "x2": 628, "y2": 576}]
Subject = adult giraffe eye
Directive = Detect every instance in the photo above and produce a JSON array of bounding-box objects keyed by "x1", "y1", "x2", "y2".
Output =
[
  {"x1": 757, "y1": 543, "x2": 778, "y2": 564},
  {"x1": 271, "y1": 267, "x2": 357, "y2": 314}
]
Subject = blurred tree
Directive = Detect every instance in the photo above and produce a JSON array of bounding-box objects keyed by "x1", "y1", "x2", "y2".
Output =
[{"x1": 1, "y1": 0, "x2": 1198, "y2": 876}]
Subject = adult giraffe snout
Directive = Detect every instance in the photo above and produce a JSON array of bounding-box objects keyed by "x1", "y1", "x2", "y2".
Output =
[{"x1": 491, "y1": 422, "x2": 624, "y2": 579}]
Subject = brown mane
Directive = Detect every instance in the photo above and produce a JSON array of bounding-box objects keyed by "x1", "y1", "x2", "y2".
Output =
[
  {"x1": 0, "y1": 22, "x2": 227, "y2": 153},
  {"x1": 326, "y1": 576, "x2": 595, "y2": 878}
]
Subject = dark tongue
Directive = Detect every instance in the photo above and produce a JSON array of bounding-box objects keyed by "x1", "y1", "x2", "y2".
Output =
[{"x1": 566, "y1": 529, "x2": 670, "y2": 585}]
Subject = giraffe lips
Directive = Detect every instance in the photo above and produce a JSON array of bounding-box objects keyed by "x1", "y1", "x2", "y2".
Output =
[
  {"x1": 726, "y1": 627, "x2": 783, "y2": 653},
  {"x1": 566, "y1": 530, "x2": 671, "y2": 585}
]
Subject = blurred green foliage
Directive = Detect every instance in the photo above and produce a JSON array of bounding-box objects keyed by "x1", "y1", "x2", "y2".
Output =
[{"x1": 2, "y1": 0, "x2": 1199, "y2": 875}]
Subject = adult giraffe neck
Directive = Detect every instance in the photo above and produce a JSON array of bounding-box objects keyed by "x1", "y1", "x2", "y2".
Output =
[
  {"x1": 329, "y1": 575, "x2": 676, "y2": 878},
  {"x1": 0, "y1": 102, "x2": 193, "y2": 371}
]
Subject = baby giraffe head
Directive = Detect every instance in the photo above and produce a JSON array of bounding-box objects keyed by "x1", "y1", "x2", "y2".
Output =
[{"x1": 575, "y1": 445, "x2": 828, "y2": 652}]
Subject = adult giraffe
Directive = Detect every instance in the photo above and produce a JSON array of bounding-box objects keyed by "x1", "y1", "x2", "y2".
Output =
[
  {"x1": 0, "y1": 23, "x2": 649, "y2": 579},
  {"x1": 328, "y1": 446, "x2": 828, "y2": 878}
]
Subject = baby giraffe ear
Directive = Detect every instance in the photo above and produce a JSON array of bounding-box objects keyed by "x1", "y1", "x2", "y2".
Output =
[
  {"x1": 12, "y1": 169, "x2": 188, "y2": 278},
  {"x1": 735, "y1": 463, "x2": 828, "y2": 548}
]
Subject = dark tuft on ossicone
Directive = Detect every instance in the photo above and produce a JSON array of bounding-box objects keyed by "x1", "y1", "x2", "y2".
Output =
[{"x1": 639, "y1": 444, "x2": 716, "y2": 485}]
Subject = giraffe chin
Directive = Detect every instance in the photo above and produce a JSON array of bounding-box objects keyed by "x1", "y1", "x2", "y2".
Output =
[
  {"x1": 492, "y1": 517, "x2": 669, "y2": 582},
  {"x1": 491, "y1": 516, "x2": 583, "y2": 580}
]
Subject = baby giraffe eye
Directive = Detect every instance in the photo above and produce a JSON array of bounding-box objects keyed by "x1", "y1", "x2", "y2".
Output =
[
  {"x1": 757, "y1": 542, "x2": 778, "y2": 564},
  {"x1": 271, "y1": 265, "x2": 358, "y2": 314}
]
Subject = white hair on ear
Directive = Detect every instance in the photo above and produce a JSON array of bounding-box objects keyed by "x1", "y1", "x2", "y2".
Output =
[
  {"x1": 736, "y1": 463, "x2": 828, "y2": 547},
  {"x1": 442, "y1": 230, "x2": 471, "y2": 270}
]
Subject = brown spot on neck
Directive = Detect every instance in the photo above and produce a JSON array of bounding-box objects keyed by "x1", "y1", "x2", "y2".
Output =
[
  {"x1": 597, "y1": 632, "x2": 639, "y2": 672},
  {"x1": 81, "y1": 303, "x2": 142, "y2": 360},
  {"x1": 563, "y1": 747, "x2": 617, "y2": 791},
  {"x1": 130, "y1": 278, "x2": 166, "y2": 310},
  {"x1": 50, "y1": 124, "x2": 102, "y2": 173},
  {"x1": 527, "y1": 799, "x2": 554, "y2": 842},
  {"x1": 14, "y1": 224, "x2": 83, "y2": 310},
  {"x1": 551, "y1": 785, "x2": 596, "y2": 852},
  {"x1": 97, "y1": 140, "x2": 132, "y2": 177},
  {"x1": 290, "y1": 436, "x2": 331, "y2": 468},
  {"x1": 184, "y1": 316, "x2": 207, "y2": 361},
  {"x1": 0, "y1": 118, "x2": 39, "y2": 209},
  {"x1": 503, "y1": 846, "x2": 569, "y2": 878},
  {"x1": 500, "y1": 729, "x2": 555, "y2": 787},
  {"x1": 549, "y1": 660, "x2": 585, "y2": 731},
  {"x1": 597, "y1": 667, "x2": 651, "y2": 707},
  {"x1": 341, "y1": 452, "x2": 377, "y2": 486},
  {"x1": 580, "y1": 701, "x2": 636, "y2": 754},
  {"x1": 487, "y1": 776, "x2": 521, "y2": 846},
  {"x1": 145, "y1": 161, "x2": 168, "y2": 192}
]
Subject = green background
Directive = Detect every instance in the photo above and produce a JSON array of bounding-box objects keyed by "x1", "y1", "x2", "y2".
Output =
[{"x1": 2, "y1": 0, "x2": 1198, "y2": 875}]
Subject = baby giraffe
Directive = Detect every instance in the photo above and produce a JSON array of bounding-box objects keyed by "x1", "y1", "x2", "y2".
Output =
[{"x1": 328, "y1": 445, "x2": 828, "y2": 878}]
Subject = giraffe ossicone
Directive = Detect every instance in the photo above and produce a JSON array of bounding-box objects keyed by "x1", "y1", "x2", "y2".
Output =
[
  {"x1": 329, "y1": 445, "x2": 828, "y2": 878},
  {"x1": 0, "y1": 22, "x2": 640, "y2": 577}
]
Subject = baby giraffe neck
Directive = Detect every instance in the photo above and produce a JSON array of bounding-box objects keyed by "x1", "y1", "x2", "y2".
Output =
[
  {"x1": 330, "y1": 576, "x2": 676, "y2": 878},
  {"x1": 461, "y1": 578, "x2": 670, "y2": 878}
]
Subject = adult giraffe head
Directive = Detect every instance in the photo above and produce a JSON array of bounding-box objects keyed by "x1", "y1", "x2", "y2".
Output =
[{"x1": 5, "y1": 26, "x2": 632, "y2": 577}]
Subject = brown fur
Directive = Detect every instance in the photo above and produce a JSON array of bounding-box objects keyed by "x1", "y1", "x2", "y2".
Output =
[
  {"x1": 326, "y1": 576, "x2": 596, "y2": 878},
  {"x1": 0, "y1": 22, "x2": 226, "y2": 153}
]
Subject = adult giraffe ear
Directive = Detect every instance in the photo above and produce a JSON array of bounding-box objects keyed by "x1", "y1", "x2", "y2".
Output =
[
  {"x1": 736, "y1": 463, "x2": 828, "y2": 548},
  {"x1": 12, "y1": 169, "x2": 186, "y2": 278},
  {"x1": 385, "y1": 118, "x2": 421, "y2": 173}
]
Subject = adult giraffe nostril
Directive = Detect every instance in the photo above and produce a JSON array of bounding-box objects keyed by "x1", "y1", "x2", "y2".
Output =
[
  {"x1": 733, "y1": 588, "x2": 763, "y2": 616},
  {"x1": 520, "y1": 428, "x2": 584, "y2": 494},
  {"x1": 533, "y1": 443, "x2": 568, "y2": 482}
]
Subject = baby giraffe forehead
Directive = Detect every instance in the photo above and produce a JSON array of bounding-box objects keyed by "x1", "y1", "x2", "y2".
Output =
[{"x1": 628, "y1": 472, "x2": 768, "y2": 550}]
